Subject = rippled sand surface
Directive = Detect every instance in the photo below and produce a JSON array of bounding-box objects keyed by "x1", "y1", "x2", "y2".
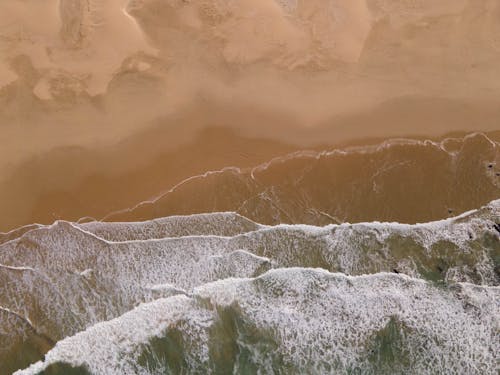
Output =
[{"x1": 0, "y1": 1, "x2": 499, "y2": 374}]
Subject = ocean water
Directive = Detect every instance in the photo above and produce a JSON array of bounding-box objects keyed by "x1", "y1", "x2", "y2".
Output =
[
  {"x1": 1, "y1": 0, "x2": 500, "y2": 373},
  {"x1": 15, "y1": 269, "x2": 500, "y2": 375},
  {"x1": 1, "y1": 193, "x2": 498, "y2": 374},
  {"x1": 105, "y1": 133, "x2": 500, "y2": 225}
]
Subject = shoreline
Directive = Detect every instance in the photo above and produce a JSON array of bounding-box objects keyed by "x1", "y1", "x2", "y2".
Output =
[{"x1": 0, "y1": 124, "x2": 498, "y2": 231}]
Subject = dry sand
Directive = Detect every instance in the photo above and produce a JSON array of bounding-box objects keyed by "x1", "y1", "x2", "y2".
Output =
[{"x1": 1, "y1": 0, "x2": 500, "y2": 230}]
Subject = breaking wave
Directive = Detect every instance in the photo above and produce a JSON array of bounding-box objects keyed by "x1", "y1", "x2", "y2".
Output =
[
  {"x1": 0, "y1": 199, "x2": 498, "y2": 374},
  {"x1": 16, "y1": 269, "x2": 500, "y2": 375}
]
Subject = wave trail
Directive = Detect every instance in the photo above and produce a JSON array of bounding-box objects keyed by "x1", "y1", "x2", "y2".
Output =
[{"x1": 104, "y1": 132, "x2": 500, "y2": 225}]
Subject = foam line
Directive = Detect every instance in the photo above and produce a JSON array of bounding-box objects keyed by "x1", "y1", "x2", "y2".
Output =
[{"x1": 15, "y1": 268, "x2": 500, "y2": 375}]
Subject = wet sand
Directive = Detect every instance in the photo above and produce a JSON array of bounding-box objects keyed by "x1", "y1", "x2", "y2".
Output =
[
  {"x1": 1, "y1": 105, "x2": 500, "y2": 231},
  {"x1": 1, "y1": 0, "x2": 500, "y2": 230},
  {"x1": 0, "y1": 125, "x2": 498, "y2": 232},
  {"x1": 1, "y1": 2, "x2": 500, "y2": 373},
  {"x1": 103, "y1": 132, "x2": 500, "y2": 225}
]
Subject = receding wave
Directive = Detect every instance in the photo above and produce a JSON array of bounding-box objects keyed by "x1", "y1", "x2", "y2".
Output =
[
  {"x1": 0, "y1": 199, "x2": 498, "y2": 373},
  {"x1": 105, "y1": 133, "x2": 500, "y2": 225}
]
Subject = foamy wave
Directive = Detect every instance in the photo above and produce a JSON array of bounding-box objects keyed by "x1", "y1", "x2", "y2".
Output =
[
  {"x1": 16, "y1": 268, "x2": 500, "y2": 375},
  {"x1": 1, "y1": 199, "x2": 498, "y2": 373}
]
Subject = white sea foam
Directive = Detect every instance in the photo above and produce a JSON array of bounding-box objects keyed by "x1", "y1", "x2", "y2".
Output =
[
  {"x1": 16, "y1": 268, "x2": 500, "y2": 375},
  {"x1": 0, "y1": 199, "x2": 497, "y2": 339},
  {"x1": 0, "y1": 198, "x2": 498, "y2": 374},
  {"x1": 77, "y1": 212, "x2": 261, "y2": 242}
]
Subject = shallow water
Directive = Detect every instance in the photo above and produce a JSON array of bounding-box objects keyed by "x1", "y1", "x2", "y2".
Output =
[
  {"x1": 1, "y1": 1, "x2": 500, "y2": 374},
  {"x1": 0, "y1": 199, "x2": 499, "y2": 374},
  {"x1": 1, "y1": 132, "x2": 499, "y2": 374},
  {"x1": 13, "y1": 270, "x2": 500, "y2": 375},
  {"x1": 105, "y1": 133, "x2": 500, "y2": 225},
  {"x1": 2, "y1": 0, "x2": 500, "y2": 231}
]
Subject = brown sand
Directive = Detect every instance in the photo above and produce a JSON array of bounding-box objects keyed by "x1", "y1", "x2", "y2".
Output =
[
  {"x1": 102, "y1": 132, "x2": 500, "y2": 225},
  {"x1": 1, "y1": 0, "x2": 500, "y2": 230},
  {"x1": 1, "y1": 128, "x2": 498, "y2": 232}
]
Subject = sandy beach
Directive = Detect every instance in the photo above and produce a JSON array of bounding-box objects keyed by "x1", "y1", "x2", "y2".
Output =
[
  {"x1": 1, "y1": 0, "x2": 500, "y2": 228},
  {"x1": 1, "y1": 2, "x2": 500, "y2": 374}
]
